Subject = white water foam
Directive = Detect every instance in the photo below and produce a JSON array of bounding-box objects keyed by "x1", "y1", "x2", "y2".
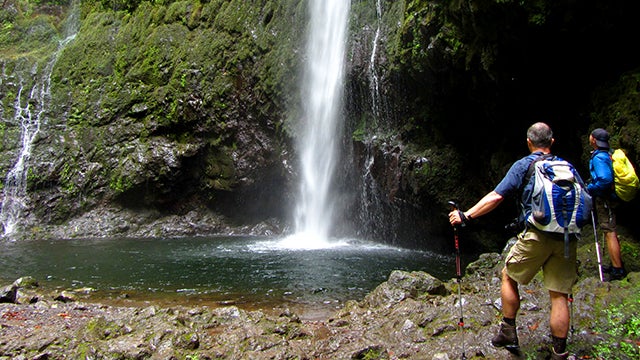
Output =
[
  {"x1": 245, "y1": 235, "x2": 410, "y2": 253},
  {"x1": 251, "y1": 233, "x2": 350, "y2": 251}
]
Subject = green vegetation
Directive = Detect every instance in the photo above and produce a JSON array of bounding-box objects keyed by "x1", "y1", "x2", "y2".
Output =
[
  {"x1": 593, "y1": 289, "x2": 640, "y2": 359},
  {"x1": 354, "y1": 345, "x2": 387, "y2": 360},
  {"x1": 109, "y1": 173, "x2": 133, "y2": 194},
  {"x1": 1, "y1": 0, "x2": 305, "y2": 223}
]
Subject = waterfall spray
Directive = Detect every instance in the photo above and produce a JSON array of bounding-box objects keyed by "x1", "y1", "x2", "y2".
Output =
[
  {"x1": 289, "y1": 0, "x2": 351, "y2": 246},
  {"x1": 0, "y1": 3, "x2": 79, "y2": 238}
]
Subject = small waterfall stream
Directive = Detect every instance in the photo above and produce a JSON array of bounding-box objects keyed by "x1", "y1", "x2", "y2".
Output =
[
  {"x1": 0, "y1": 4, "x2": 79, "y2": 237},
  {"x1": 357, "y1": 0, "x2": 386, "y2": 239},
  {"x1": 369, "y1": 0, "x2": 383, "y2": 121},
  {"x1": 289, "y1": 0, "x2": 351, "y2": 246}
]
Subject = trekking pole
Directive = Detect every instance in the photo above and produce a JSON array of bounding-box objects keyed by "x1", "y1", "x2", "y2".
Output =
[
  {"x1": 590, "y1": 210, "x2": 604, "y2": 282},
  {"x1": 448, "y1": 200, "x2": 467, "y2": 360},
  {"x1": 568, "y1": 293, "x2": 575, "y2": 338}
]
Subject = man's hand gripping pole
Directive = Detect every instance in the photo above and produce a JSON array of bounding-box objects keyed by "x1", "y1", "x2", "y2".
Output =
[{"x1": 448, "y1": 201, "x2": 464, "y2": 278}]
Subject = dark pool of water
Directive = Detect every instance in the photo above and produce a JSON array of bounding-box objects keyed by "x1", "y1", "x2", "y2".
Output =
[{"x1": 0, "y1": 236, "x2": 456, "y2": 317}]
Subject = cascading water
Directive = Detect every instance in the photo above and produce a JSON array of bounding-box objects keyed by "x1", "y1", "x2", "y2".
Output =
[
  {"x1": 357, "y1": 0, "x2": 385, "y2": 238},
  {"x1": 369, "y1": 0, "x2": 383, "y2": 121},
  {"x1": 287, "y1": 0, "x2": 351, "y2": 247},
  {"x1": 0, "y1": 4, "x2": 79, "y2": 238}
]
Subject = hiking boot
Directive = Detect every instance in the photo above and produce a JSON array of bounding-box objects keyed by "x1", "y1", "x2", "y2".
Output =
[
  {"x1": 550, "y1": 351, "x2": 567, "y2": 359},
  {"x1": 491, "y1": 321, "x2": 519, "y2": 350},
  {"x1": 549, "y1": 349, "x2": 577, "y2": 360},
  {"x1": 610, "y1": 267, "x2": 627, "y2": 281}
]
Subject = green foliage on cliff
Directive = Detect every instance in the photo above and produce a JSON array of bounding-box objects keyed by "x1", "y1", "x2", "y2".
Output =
[
  {"x1": 53, "y1": 0, "x2": 305, "y2": 131},
  {"x1": 0, "y1": 0, "x2": 61, "y2": 59},
  {"x1": 590, "y1": 70, "x2": 640, "y2": 163},
  {"x1": 1, "y1": 0, "x2": 305, "y2": 228}
]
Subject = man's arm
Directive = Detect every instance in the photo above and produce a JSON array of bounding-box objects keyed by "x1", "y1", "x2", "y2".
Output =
[
  {"x1": 449, "y1": 191, "x2": 504, "y2": 226},
  {"x1": 587, "y1": 152, "x2": 614, "y2": 195}
]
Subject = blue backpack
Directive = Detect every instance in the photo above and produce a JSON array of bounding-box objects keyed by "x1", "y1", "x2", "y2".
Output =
[{"x1": 525, "y1": 154, "x2": 592, "y2": 257}]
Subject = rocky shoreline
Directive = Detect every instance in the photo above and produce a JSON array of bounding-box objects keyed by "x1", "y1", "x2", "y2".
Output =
[{"x1": 2, "y1": 240, "x2": 639, "y2": 360}]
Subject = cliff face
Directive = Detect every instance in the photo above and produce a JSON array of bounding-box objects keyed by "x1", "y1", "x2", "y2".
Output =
[
  {"x1": 1, "y1": 0, "x2": 306, "y2": 239},
  {"x1": 1, "y1": 0, "x2": 639, "y2": 246},
  {"x1": 343, "y1": 0, "x2": 640, "y2": 248}
]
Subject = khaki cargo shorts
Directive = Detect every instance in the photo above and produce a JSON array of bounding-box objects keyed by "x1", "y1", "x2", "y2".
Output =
[
  {"x1": 505, "y1": 228, "x2": 578, "y2": 294},
  {"x1": 594, "y1": 197, "x2": 617, "y2": 233}
]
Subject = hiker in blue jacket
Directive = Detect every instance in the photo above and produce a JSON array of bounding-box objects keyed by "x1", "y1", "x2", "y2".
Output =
[
  {"x1": 588, "y1": 128, "x2": 626, "y2": 280},
  {"x1": 449, "y1": 122, "x2": 576, "y2": 360}
]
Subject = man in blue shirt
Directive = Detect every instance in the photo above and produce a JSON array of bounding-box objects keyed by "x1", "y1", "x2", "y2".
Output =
[
  {"x1": 588, "y1": 128, "x2": 626, "y2": 280},
  {"x1": 449, "y1": 122, "x2": 577, "y2": 360}
]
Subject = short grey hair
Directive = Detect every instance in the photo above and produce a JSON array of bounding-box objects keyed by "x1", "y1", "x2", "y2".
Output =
[{"x1": 527, "y1": 122, "x2": 553, "y2": 148}]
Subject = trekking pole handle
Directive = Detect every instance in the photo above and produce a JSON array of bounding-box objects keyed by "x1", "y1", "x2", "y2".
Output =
[
  {"x1": 448, "y1": 201, "x2": 466, "y2": 228},
  {"x1": 448, "y1": 201, "x2": 463, "y2": 278}
]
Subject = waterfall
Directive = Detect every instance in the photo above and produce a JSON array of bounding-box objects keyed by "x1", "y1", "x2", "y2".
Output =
[
  {"x1": 288, "y1": 0, "x2": 351, "y2": 246},
  {"x1": 0, "y1": 4, "x2": 79, "y2": 238},
  {"x1": 369, "y1": 0, "x2": 382, "y2": 121}
]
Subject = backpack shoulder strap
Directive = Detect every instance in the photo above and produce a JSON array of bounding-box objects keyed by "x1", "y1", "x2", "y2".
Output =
[{"x1": 523, "y1": 153, "x2": 555, "y2": 188}]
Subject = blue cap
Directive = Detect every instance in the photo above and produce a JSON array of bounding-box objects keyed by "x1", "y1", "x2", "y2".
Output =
[{"x1": 591, "y1": 128, "x2": 610, "y2": 148}]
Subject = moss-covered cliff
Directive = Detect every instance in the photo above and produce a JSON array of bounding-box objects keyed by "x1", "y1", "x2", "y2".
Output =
[
  {"x1": 1, "y1": 0, "x2": 306, "y2": 238},
  {"x1": 1, "y1": 0, "x2": 639, "y2": 249}
]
